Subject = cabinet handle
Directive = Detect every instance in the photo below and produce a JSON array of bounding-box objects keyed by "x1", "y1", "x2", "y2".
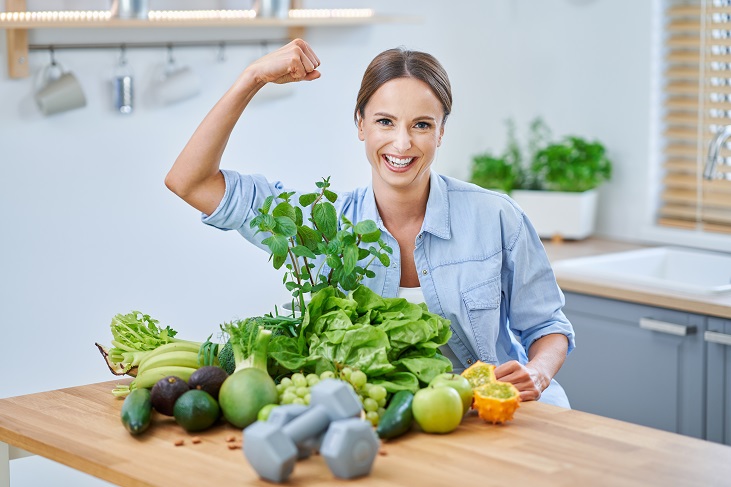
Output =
[
  {"x1": 704, "y1": 331, "x2": 731, "y2": 346},
  {"x1": 639, "y1": 318, "x2": 696, "y2": 336}
]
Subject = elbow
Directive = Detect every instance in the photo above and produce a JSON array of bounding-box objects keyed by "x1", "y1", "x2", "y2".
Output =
[{"x1": 164, "y1": 170, "x2": 187, "y2": 198}]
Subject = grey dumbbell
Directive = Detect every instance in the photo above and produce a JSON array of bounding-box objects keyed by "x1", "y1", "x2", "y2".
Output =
[
  {"x1": 243, "y1": 379, "x2": 362, "y2": 483},
  {"x1": 320, "y1": 417, "x2": 380, "y2": 479},
  {"x1": 266, "y1": 404, "x2": 318, "y2": 459}
]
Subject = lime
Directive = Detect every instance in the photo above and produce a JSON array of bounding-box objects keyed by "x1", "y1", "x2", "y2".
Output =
[{"x1": 173, "y1": 389, "x2": 220, "y2": 432}]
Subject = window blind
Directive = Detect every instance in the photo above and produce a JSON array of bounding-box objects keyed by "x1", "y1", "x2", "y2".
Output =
[{"x1": 661, "y1": 0, "x2": 731, "y2": 234}]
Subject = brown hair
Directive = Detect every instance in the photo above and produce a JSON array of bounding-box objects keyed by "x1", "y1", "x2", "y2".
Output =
[{"x1": 354, "y1": 47, "x2": 452, "y2": 126}]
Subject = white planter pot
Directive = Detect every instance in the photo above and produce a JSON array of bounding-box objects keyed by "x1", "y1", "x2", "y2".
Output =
[{"x1": 511, "y1": 189, "x2": 598, "y2": 240}]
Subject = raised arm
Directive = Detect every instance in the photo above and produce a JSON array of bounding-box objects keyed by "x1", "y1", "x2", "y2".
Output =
[{"x1": 165, "y1": 39, "x2": 321, "y2": 215}]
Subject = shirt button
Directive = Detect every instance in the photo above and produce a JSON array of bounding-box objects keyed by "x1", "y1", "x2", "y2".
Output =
[
  {"x1": 467, "y1": 359, "x2": 473, "y2": 365},
  {"x1": 422, "y1": 269, "x2": 428, "y2": 275},
  {"x1": 418, "y1": 234, "x2": 423, "y2": 239}
]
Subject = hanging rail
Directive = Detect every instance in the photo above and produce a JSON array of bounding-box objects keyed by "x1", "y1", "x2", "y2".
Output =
[{"x1": 27, "y1": 38, "x2": 291, "y2": 52}]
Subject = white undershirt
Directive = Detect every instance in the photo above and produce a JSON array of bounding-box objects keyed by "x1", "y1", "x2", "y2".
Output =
[{"x1": 397, "y1": 286, "x2": 463, "y2": 373}]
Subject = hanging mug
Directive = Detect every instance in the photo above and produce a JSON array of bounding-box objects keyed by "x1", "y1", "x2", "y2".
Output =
[
  {"x1": 153, "y1": 50, "x2": 202, "y2": 106},
  {"x1": 34, "y1": 61, "x2": 87, "y2": 117}
]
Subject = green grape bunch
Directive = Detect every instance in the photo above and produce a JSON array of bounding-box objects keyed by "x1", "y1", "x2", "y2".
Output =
[{"x1": 275, "y1": 367, "x2": 390, "y2": 427}]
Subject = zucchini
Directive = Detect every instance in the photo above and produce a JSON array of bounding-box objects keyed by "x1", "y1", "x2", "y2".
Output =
[
  {"x1": 121, "y1": 388, "x2": 152, "y2": 435},
  {"x1": 376, "y1": 390, "x2": 414, "y2": 440}
]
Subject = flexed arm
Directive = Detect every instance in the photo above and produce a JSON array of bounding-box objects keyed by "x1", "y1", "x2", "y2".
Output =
[{"x1": 165, "y1": 39, "x2": 321, "y2": 215}]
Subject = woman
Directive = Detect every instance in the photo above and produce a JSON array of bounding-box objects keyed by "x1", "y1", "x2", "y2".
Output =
[{"x1": 165, "y1": 39, "x2": 575, "y2": 407}]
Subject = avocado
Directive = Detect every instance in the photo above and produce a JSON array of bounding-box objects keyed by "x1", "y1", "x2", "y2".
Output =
[
  {"x1": 150, "y1": 375, "x2": 190, "y2": 416},
  {"x1": 188, "y1": 366, "x2": 229, "y2": 400}
]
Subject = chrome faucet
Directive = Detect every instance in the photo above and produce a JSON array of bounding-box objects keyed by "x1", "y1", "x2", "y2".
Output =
[{"x1": 705, "y1": 125, "x2": 731, "y2": 180}]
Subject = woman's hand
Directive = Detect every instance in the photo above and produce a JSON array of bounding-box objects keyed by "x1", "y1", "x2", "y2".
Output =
[
  {"x1": 494, "y1": 334, "x2": 568, "y2": 402},
  {"x1": 494, "y1": 361, "x2": 548, "y2": 402},
  {"x1": 246, "y1": 38, "x2": 321, "y2": 85}
]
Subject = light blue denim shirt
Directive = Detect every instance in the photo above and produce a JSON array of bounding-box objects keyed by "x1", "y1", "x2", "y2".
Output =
[{"x1": 203, "y1": 170, "x2": 576, "y2": 406}]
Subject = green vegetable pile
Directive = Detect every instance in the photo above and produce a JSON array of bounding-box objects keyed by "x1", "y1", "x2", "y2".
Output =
[
  {"x1": 97, "y1": 177, "x2": 455, "y2": 403},
  {"x1": 267, "y1": 285, "x2": 453, "y2": 393}
]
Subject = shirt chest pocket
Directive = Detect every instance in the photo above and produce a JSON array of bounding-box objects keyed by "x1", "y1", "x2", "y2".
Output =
[
  {"x1": 462, "y1": 276, "x2": 501, "y2": 310},
  {"x1": 461, "y1": 276, "x2": 501, "y2": 362}
]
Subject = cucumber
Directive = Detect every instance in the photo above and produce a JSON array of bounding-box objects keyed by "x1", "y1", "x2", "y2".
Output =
[
  {"x1": 121, "y1": 388, "x2": 152, "y2": 435},
  {"x1": 376, "y1": 390, "x2": 414, "y2": 440}
]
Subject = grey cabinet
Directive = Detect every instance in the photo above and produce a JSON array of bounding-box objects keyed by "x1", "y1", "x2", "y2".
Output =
[
  {"x1": 706, "y1": 317, "x2": 731, "y2": 446},
  {"x1": 555, "y1": 292, "x2": 706, "y2": 439}
]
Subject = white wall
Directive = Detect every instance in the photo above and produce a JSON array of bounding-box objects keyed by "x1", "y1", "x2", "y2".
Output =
[{"x1": 1, "y1": 0, "x2": 719, "y2": 485}]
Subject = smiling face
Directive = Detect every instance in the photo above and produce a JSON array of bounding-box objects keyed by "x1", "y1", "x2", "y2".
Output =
[{"x1": 358, "y1": 77, "x2": 445, "y2": 195}]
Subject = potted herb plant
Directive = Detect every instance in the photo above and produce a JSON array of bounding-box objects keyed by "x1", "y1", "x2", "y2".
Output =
[
  {"x1": 470, "y1": 120, "x2": 522, "y2": 193},
  {"x1": 470, "y1": 119, "x2": 613, "y2": 240}
]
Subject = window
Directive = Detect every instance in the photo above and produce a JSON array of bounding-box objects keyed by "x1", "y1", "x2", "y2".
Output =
[{"x1": 661, "y1": 0, "x2": 731, "y2": 234}]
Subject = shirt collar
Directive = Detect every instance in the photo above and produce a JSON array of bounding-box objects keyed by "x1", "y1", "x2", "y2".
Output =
[{"x1": 362, "y1": 171, "x2": 451, "y2": 240}]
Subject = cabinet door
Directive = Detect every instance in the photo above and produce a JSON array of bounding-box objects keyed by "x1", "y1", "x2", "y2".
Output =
[
  {"x1": 555, "y1": 293, "x2": 705, "y2": 439},
  {"x1": 706, "y1": 317, "x2": 731, "y2": 445}
]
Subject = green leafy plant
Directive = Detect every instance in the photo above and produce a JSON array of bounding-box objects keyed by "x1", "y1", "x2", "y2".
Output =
[
  {"x1": 470, "y1": 118, "x2": 611, "y2": 193},
  {"x1": 470, "y1": 120, "x2": 522, "y2": 193},
  {"x1": 249, "y1": 177, "x2": 393, "y2": 315},
  {"x1": 470, "y1": 118, "x2": 550, "y2": 192},
  {"x1": 267, "y1": 285, "x2": 453, "y2": 391},
  {"x1": 531, "y1": 136, "x2": 612, "y2": 192}
]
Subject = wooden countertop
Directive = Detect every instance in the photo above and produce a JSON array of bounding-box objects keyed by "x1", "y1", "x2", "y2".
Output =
[
  {"x1": 542, "y1": 238, "x2": 731, "y2": 319},
  {"x1": 1, "y1": 380, "x2": 730, "y2": 486}
]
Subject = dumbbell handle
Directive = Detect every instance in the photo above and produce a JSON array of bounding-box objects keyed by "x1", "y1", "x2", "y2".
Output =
[{"x1": 282, "y1": 405, "x2": 330, "y2": 445}]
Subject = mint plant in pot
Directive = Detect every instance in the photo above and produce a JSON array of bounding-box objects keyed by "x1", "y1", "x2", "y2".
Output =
[{"x1": 470, "y1": 119, "x2": 613, "y2": 241}]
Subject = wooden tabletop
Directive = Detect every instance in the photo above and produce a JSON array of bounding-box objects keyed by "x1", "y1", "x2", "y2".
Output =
[{"x1": 1, "y1": 380, "x2": 730, "y2": 486}]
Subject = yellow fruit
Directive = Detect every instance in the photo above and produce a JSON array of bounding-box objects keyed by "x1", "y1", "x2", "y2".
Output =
[
  {"x1": 473, "y1": 381, "x2": 520, "y2": 424},
  {"x1": 460, "y1": 361, "x2": 496, "y2": 388}
]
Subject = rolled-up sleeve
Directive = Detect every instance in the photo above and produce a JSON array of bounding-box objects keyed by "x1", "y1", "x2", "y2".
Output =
[
  {"x1": 202, "y1": 170, "x2": 285, "y2": 251},
  {"x1": 504, "y1": 213, "x2": 576, "y2": 356}
]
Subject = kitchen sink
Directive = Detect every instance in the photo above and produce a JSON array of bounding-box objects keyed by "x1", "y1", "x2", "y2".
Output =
[{"x1": 551, "y1": 246, "x2": 731, "y2": 295}]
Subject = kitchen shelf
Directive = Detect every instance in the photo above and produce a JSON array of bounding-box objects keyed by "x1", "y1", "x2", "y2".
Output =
[{"x1": 1, "y1": 2, "x2": 418, "y2": 79}]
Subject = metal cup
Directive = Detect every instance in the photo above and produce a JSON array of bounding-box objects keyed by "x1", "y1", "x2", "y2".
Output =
[
  {"x1": 110, "y1": 0, "x2": 149, "y2": 19},
  {"x1": 113, "y1": 75, "x2": 134, "y2": 114},
  {"x1": 254, "y1": 0, "x2": 291, "y2": 18}
]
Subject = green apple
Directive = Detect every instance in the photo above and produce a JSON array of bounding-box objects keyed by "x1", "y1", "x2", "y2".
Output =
[
  {"x1": 429, "y1": 373, "x2": 473, "y2": 414},
  {"x1": 412, "y1": 386, "x2": 464, "y2": 434}
]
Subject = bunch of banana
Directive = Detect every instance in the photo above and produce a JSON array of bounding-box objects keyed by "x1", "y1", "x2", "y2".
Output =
[{"x1": 129, "y1": 341, "x2": 216, "y2": 391}]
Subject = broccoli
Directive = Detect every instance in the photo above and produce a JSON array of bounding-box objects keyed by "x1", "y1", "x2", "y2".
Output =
[{"x1": 218, "y1": 341, "x2": 235, "y2": 375}]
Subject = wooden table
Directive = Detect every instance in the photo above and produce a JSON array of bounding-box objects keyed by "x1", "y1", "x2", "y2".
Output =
[{"x1": 1, "y1": 380, "x2": 730, "y2": 487}]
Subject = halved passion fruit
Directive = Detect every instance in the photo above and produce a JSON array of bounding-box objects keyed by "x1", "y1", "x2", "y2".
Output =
[
  {"x1": 473, "y1": 381, "x2": 520, "y2": 424},
  {"x1": 460, "y1": 360, "x2": 496, "y2": 388}
]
